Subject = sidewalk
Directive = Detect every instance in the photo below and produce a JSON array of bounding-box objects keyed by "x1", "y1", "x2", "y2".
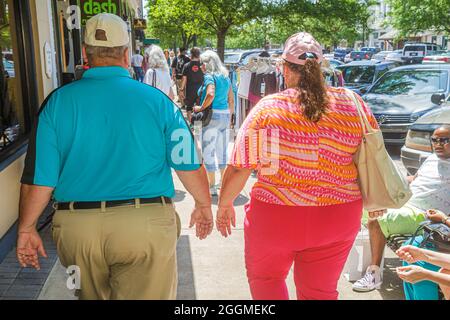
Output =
[{"x1": 0, "y1": 169, "x2": 405, "y2": 300}]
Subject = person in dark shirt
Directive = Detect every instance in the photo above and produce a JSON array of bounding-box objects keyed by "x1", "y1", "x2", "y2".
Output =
[
  {"x1": 259, "y1": 43, "x2": 271, "y2": 58},
  {"x1": 182, "y1": 47, "x2": 204, "y2": 122},
  {"x1": 171, "y1": 48, "x2": 191, "y2": 107}
]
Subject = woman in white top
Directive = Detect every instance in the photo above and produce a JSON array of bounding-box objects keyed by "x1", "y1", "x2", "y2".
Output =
[{"x1": 144, "y1": 45, "x2": 175, "y2": 100}]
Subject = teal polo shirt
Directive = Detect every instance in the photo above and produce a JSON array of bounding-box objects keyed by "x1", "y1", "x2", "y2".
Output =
[{"x1": 21, "y1": 66, "x2": 201, "y2": 202}]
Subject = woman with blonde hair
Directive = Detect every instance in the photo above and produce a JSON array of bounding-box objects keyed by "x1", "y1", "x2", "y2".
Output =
[
  {"x1": 194, "y1": 50, "x2": 235, "y2": 196},
  {"x1": 217, "y1": 32, "x2": 381, "y2": 300},
  {"x1": 144, "y1": 45, "x2": 174, "y2": 100}
]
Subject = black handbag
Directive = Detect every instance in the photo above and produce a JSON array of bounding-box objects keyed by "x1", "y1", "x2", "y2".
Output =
[
  {"x1": 411, "y1": 220, "x2": 450, "y2": 253},
  {"x1": 191, "y1": 76, "x2": 216, "y2": 127}
]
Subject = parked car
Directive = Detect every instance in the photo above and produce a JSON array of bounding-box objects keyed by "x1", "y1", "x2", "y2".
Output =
[
  {"x1": 334, "y1": 48, "x2": 351, "y2": 62},
  {"x1": 224, "y1": 50, "x2": 262, "y2": 66},
  {"x1": 401, "y1": 101, "x2": 450, "y2": 175},
  {"x1": 385, "y1": 49, "x2": 404, "y2": 63},
  {"x1": 372, "y1": 51, "x2": 392, "y2": 62},
  {"x1": 327, "y1": 58, "x2": 344, "y2": 69},
  {"x1": 336, "y1": 60, "x2": 399, "y2": 95},
  {"x1": 361, "y1": 47, "x2": 380, "y2": 55},
  {"x1": 347, "y1": 50, "x2": 372, "y2": 62},
  {"x1": 362, "y1": 64, "x2": 450, "y2": 145},
  {"x1": 422, "y1": 51, "x2": 450, "y2": 64},
  {"x1": 2, "y1": 58, "x2": 14, "y2": 78},
  {"x1": 402, "y1": 43, "x2": 441, "y2": 64}
]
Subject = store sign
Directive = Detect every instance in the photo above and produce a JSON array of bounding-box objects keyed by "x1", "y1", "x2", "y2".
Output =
[
  {"x1": 80, "y1": 0, "x2": 122, "y2": 25},
  {"x1": 134, "y1": 19, "x2": 147, "y2": 30}
]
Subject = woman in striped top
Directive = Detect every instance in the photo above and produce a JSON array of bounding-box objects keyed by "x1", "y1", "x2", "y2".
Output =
[{"x1": 217, "y1": 32, "x2": 381, "y2": 300}]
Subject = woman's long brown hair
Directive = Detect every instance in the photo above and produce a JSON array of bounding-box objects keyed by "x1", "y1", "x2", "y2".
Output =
[{"x1": 286, "y1": 59, "x2": 329, "y2": 122}]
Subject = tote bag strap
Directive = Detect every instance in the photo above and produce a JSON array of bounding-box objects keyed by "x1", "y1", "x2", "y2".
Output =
[
  {"x1": 348, "y1": 90, "x2": 375, "y2": 135},
  {"x1": 152, "y1": 69, "x2": 157, "y2": 87}
]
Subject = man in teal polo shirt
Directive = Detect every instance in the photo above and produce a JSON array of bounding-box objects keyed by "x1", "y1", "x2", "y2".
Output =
[{"x1": 16, "y1": 13, "x2": 212, "y2": 300}]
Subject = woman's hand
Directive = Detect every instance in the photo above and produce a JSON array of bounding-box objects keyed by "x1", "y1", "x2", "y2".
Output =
[
  {"x1": 396, "y1": 265, "x2": 430, "y2": 284},
  {"x1": 368, "y1": 209, "x2": 387, "y2": 219},
  {"x1": 193, "y1": 105, "x2": 202, "y2": 113},
  {"x1": 426, "y1": 209, "x2": 448, "y2": 223},
  {"x1": 216, "y1": 205, "x2": 236, "y2": 238},
  {"x1": 396, "y1": 245, "x2": 426, "y2": 264}
]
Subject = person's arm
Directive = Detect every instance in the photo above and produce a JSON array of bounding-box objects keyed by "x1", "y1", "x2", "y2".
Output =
[
  {"x1": 196, "y1": 84, "x2": 215, "y2": 112},
  {"x1": 181, "y1": 75, "x2": 187, "y2": 91},
  {"x1": 16, "y1": 185, "x2": 51, "y2": 269},
  {"x1": 216, "y1": 166, "x2": 252, "y2": 237},
  {"x1": 17, "y1": 99, "x2": 59, "y2": 269},
  {"x1": 228, "y1": 86, "x2": 235, "y2": 115},
  {"x1": 397, "y1": 265, "x2": 450, "y2": 287},
  {"x1": 169, "y1": 86, "x2": 175, "y2": 100},
  {"x1": 175, "y1": 166, "x2": 213, "y2": 240},
  {"x1": 397, "y1": 245, "x2": 450, "y2": 270}
]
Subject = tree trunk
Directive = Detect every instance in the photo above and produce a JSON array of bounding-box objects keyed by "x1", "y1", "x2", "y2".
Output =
[{"x1": 216, "y1": 30, "x2": 227, "y2": 62}]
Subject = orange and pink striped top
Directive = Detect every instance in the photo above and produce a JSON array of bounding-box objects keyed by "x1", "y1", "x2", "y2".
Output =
[{"x1": 230, "y1": 87, "x2": 379, "y2": 206}]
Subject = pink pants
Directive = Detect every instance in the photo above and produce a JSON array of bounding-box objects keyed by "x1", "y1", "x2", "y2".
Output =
[{"x1": 244, "y1": 197, "x2": 362, "y2": 300}]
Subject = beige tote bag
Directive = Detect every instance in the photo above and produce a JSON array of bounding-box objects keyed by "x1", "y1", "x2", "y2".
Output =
[{"x1": 349, "y1": 92, "x2": 412, "y2": 211}]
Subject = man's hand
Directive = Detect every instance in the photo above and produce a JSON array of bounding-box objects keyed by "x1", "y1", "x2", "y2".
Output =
[
  {"x1": 216, "y1": 205, "x2": 236, "y2": 238},
  {"x1": 189, "y1": 204, "x2": 213, "y2": 240},
  {"x1": 396, "y1": 265, "x2": 429, "y2": 284},
  {"x1": 396, "y1": 245, "x2": 426, "y2": 264},
  {"x1": 426, "y1": 209, "x2": 448, "y2": 223},
  {"x1": 16, "y1": 229, "x2": 47, "y2": 270},
  {"x1": 368, "y1": 209, "x2": 387, "y2": 219}
]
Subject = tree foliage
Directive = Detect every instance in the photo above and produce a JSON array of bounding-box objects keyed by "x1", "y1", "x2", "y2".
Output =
[
  {"x1": 387, "y1": 0, "x2": 450, "y2": 35},
  {"x1": 146, "y1": 0, "x2": 374, "y2": 55}
]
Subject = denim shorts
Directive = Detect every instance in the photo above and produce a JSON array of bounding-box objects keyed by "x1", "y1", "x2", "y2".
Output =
[{"x1": 201, "y1": 111, "x2": 231, "y2": 172}]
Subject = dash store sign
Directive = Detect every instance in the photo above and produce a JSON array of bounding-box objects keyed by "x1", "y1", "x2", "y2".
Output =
[{"x1": 80, "y1": 0, "x2": 122, "y2": 25}]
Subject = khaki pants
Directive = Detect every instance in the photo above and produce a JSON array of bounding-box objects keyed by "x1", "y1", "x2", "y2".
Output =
[
  {"x1": 176, "y1": 78, "x2": 185, "y2": 106},
  {"x1": 52, "y1": 199, "x2": 181, "y2": 300}
]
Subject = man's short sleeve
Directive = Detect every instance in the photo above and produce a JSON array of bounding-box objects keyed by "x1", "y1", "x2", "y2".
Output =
[
  {"x1": 21, "y1": 99, "x2": 60, "y2": 187},
  {"x1": 164, "y1": 100, "x2": 201, "y2": 171},
  {"x1": 182, "y1": 63, "x2": 189, "y2": 77},
  {"x1": 171, "y1": 57, "x2": 177, "y2": 69}
]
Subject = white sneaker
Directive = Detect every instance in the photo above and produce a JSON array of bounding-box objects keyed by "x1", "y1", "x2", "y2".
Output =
[
  {"x1": 209, "y1": 186, "x2": 218, "y2": 196},
  {"x1": 352, "y1": 265, "x2": 383, "y2": 292}
]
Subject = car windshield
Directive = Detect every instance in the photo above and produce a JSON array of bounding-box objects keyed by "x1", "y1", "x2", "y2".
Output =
[
  {"x1": 224, "y1": 53, "x2": 241, "y2": 64},
  {"x1": 404, "y1": 45, "x2": 425, "y2": 52},
  {"x1": 339, "y1": 65, "x2": 375, "y2": 84},
  {"x1": 370, "y1": 70, "x2": 448, "y2": 95}
]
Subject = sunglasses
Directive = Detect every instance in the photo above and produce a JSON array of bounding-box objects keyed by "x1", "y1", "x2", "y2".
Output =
[{"x1": 431, "y1": 137, "x2": 450, "y2": 145}]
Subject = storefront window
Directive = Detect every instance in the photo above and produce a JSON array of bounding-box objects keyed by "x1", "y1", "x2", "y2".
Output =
[
  {"x1": 0, "y1": 0, "x2": 37, "y2": 161},
  {"x1": 0, "y1": 0, "x2": 22, "y2": 152}
]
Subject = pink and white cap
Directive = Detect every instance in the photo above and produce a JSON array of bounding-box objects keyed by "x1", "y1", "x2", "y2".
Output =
[{"x1": 281, "y1": 32, "x2": 324, "y2": 65}]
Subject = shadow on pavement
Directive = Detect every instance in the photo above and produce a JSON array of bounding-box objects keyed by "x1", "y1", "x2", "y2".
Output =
[
  {"x1": 176, "y1": 235, "x2": 196, "y2": 300},
  {"x1": 174, "y1": 190, "x2": 187, "y2": 203},
  {"x1": 378, "y1": 258, "x2": 405, "y2": 300},
  {"x1": 211, "y1": 193, "x2": 249, "y2": 207}
]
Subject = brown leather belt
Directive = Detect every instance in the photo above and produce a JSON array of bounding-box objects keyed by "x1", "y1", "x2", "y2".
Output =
[{"x1": 56, "y1": 197, "x2": 172, "y2": 211}]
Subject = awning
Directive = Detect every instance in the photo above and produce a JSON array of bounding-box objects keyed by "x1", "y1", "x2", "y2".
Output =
[{"x1": 379, "y1": 30, "x2": 398, "y2": 40}]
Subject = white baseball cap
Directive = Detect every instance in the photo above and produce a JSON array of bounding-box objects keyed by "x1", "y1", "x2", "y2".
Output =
[{"x1": 84, "y1": 13, "x2": 129, "y2": 47}]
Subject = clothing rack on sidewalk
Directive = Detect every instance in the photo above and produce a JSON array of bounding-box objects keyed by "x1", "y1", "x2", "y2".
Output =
[{"x1": 235, "y1": 56, "x2": 282, "y2": 129}]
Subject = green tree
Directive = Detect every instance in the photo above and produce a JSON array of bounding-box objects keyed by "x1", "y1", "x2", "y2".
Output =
[
  {"x1": 192, "y1": 0, "x2": 269, "y2": 60},
  {"x1": 387, "y1": 0, "x2": 450, "y2": 36},
  {"x1": 146, "y1": 0, "x2": 207, "y2": 50}
]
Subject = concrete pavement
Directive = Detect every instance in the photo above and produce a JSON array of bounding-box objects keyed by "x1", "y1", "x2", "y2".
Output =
[{"x1": 34, "y1": 167, "x2": 404, "y2": 300}]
